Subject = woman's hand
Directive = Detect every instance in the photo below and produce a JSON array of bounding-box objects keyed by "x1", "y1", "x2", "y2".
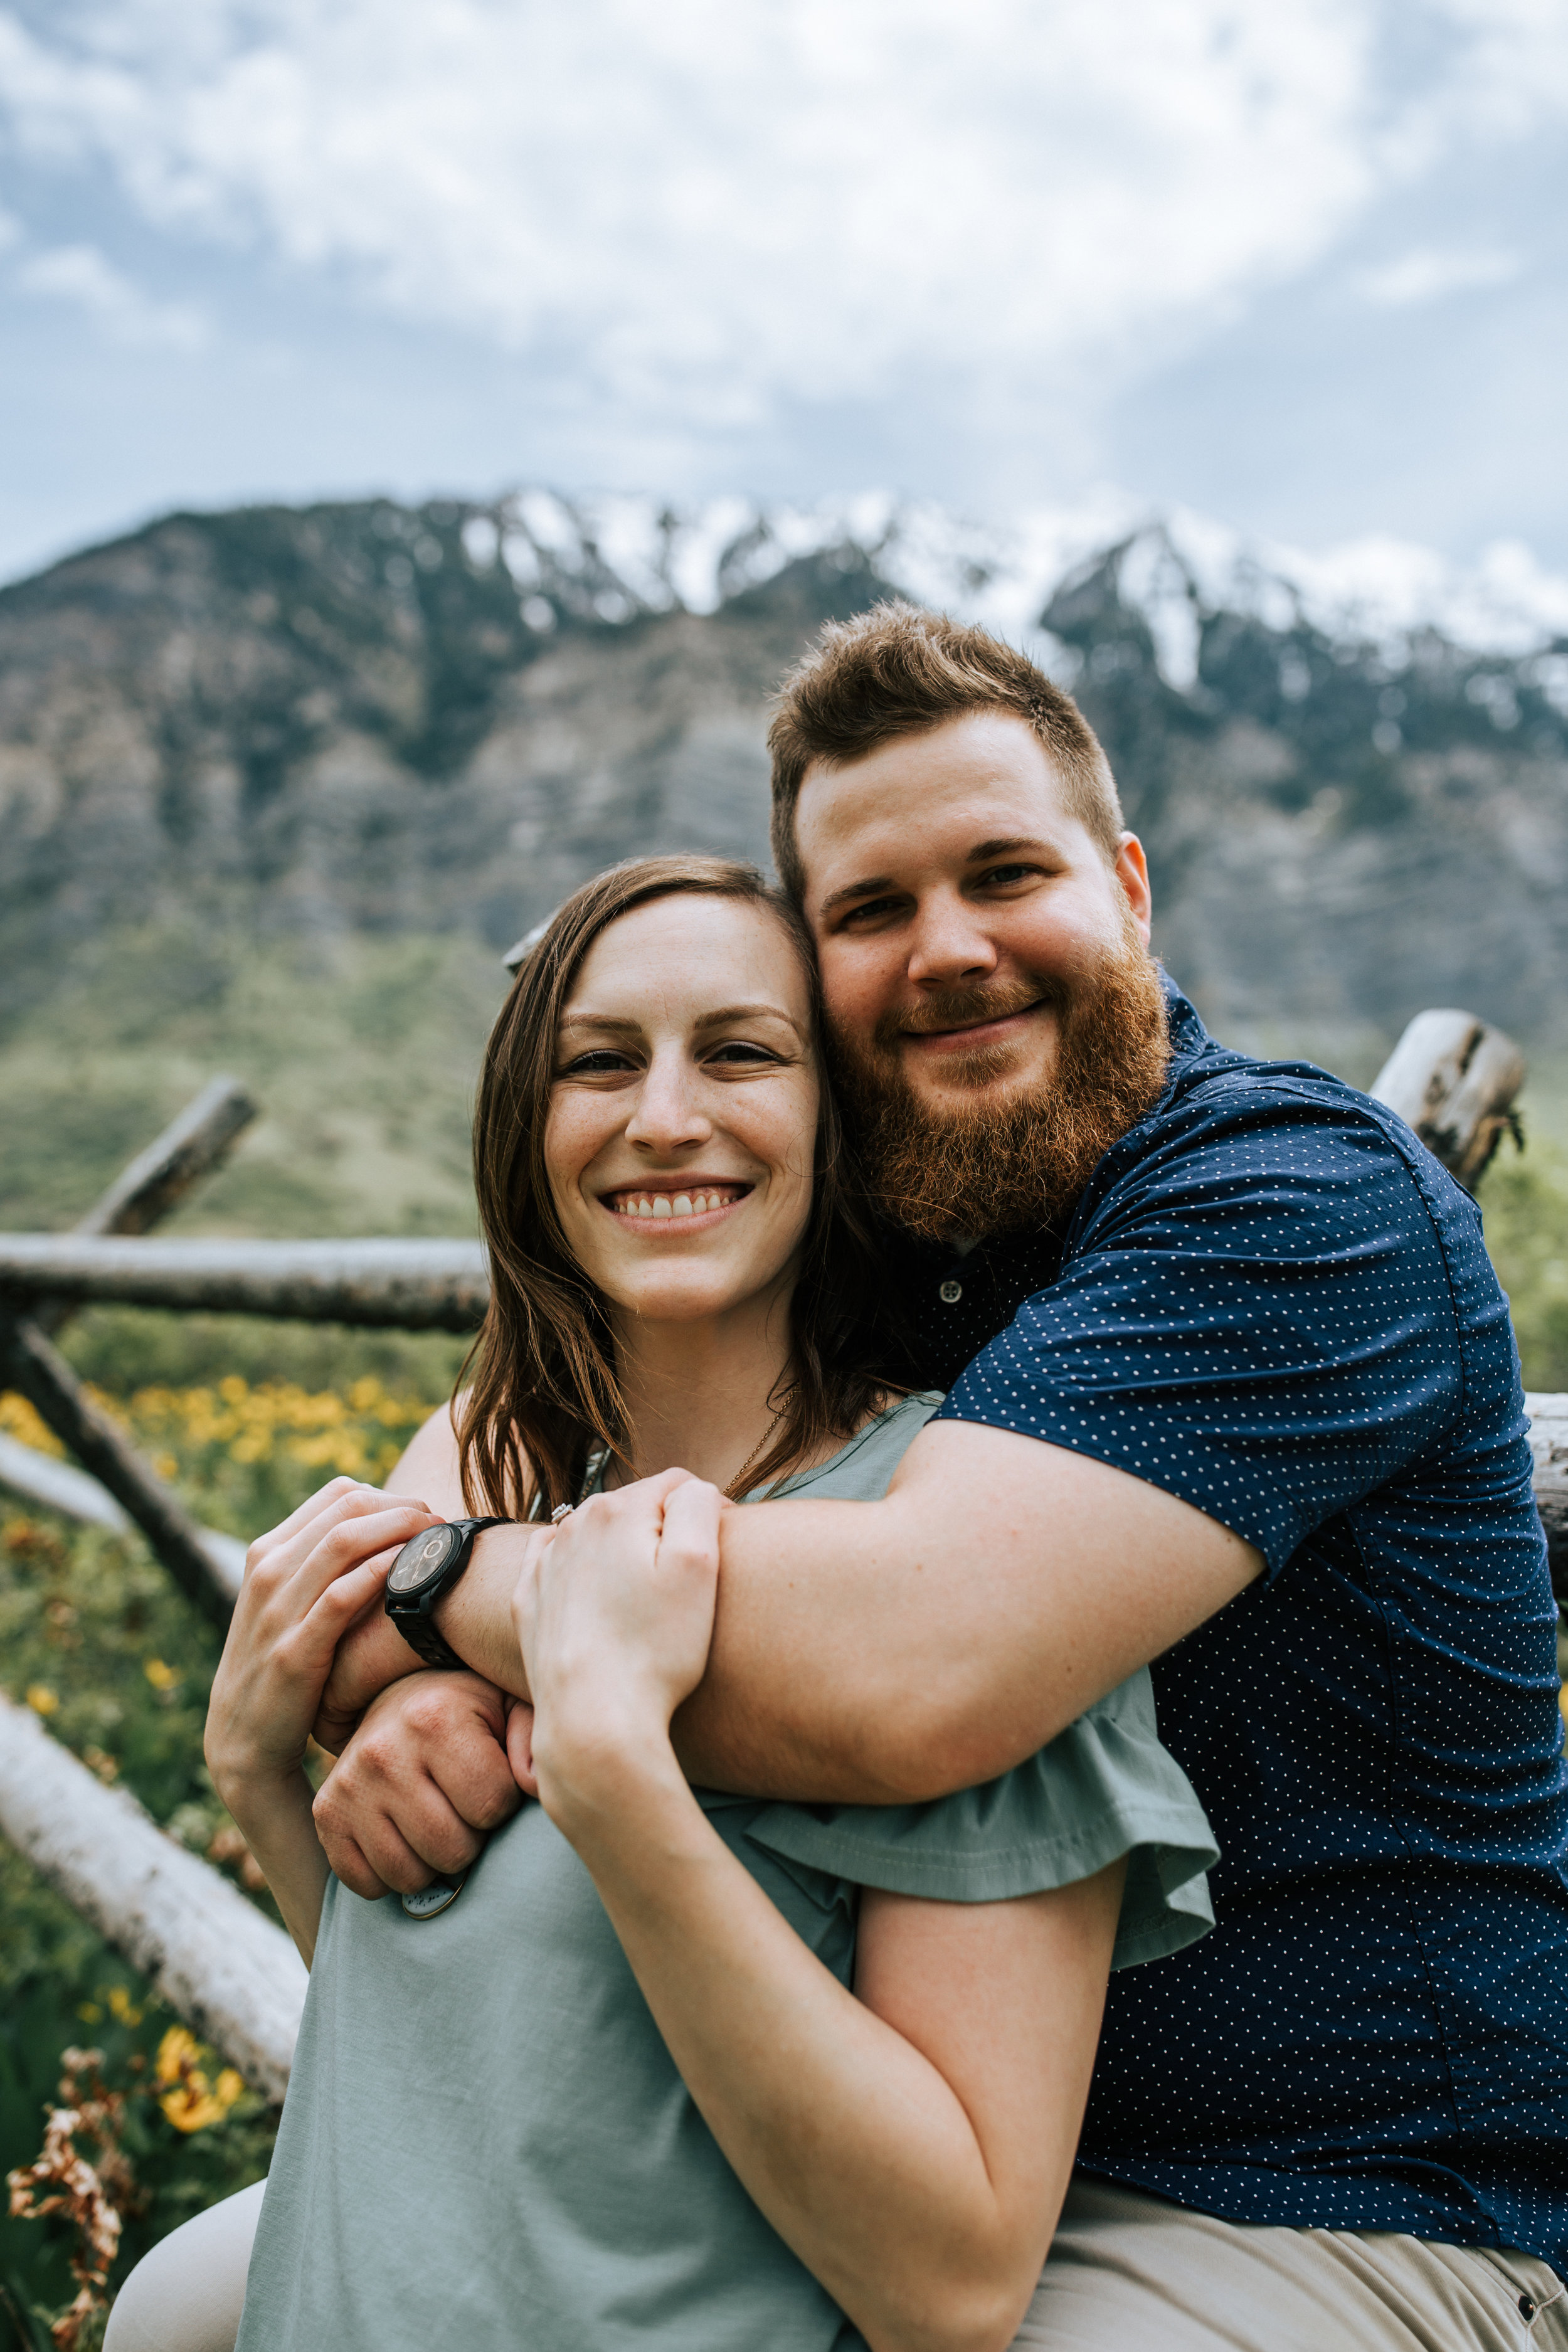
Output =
[
  {"x1": 514, "y1": 1470, "x2": 722, "y2": 1823},
  {"x1": 206, "y1": 1478, "x2": 440, "y2": 1806}
]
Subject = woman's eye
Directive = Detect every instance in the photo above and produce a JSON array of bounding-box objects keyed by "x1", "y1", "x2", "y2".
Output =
[
  {"x1": 562, "y1": 1049, "x2": 637, "y2": 1076},
  {"x1": 707, "y1": 1041, "x2": 780, "y2": 1067}
]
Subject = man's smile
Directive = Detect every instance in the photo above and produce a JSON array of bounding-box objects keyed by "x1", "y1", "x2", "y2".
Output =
[{"x1": 898, "y1": 996, "x2": 1053, "y2": 1058}]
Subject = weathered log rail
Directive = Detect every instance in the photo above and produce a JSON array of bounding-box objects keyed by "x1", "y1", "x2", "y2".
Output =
[
  {"x1": 0, "y1": 1234, "x2": 489, "y2": 1332},
  {"x1": 1370, "y1": 1009, "x2": 1526, "y2": 1190},
  {"x1": 0, "y1": 1690, "x2": 304, "y2": 2099}
]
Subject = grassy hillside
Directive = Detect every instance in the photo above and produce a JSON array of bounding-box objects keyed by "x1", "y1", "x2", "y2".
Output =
[{"x1": 0, "y1": 921, "x2": 503, "y2": 1244}]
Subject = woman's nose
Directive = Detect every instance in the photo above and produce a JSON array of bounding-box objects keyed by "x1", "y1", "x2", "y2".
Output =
[{"x1": 624, "y1": 1053, "x2": 713, "y2": 1153}]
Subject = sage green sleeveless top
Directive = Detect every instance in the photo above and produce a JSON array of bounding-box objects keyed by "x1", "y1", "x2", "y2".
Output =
[{"x1": 236, "y1": 1394, "x2": 1216, "y2": 2352}]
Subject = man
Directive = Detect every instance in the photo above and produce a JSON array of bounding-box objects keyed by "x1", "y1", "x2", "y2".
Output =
[{"x1": 316, "y1": 605, "x2": 1568, "y2": 2347}]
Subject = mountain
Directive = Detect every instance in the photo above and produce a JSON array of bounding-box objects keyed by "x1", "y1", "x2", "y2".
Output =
[{"x1": 4, "y1": 489, "x2": 1568, "y2": 1065}]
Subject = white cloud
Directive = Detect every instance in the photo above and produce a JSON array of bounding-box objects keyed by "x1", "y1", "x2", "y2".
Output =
[
  {"x1": 15, "y1": 241, "x2": 206, "y2": 349},
  {"x1": 1353, "y1": 246, "x2": 1523, "y2": 306},
  {"x1": 0, "y1": 0, "x2": 1564, "y2": 431}
]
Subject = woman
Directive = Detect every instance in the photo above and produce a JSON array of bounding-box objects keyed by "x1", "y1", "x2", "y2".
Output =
[{"x1": 109, "y1": 855, "x2": 1216, "y2": 2352}]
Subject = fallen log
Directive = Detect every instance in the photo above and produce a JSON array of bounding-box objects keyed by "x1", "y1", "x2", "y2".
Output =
[
  {"x1": 0, "y1": 1432, "x2": 130, "y2": 1535},
  {"x1": 1369, "y1": 1010, "x2": 1525, "y2": 1190},
  {"x1": 1524, "y1": 1392, "x2": 1568, "y2": 1607},
  {"x1": 0, "y1": 1236, "x2": 489, "y2": 1332},
  {"x1": 0, "y1": 1314, "x2": 243, "y2": 1623},
  {"x1": 0, "y1": 1691, "x2": 304, "y2": 2100},
  {"x1": 0, "y1": 1429, "x2": 247, "y2": 1595}
]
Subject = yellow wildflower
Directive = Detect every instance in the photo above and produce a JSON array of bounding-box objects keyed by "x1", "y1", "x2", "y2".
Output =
[
  {"x1": 143, "y1": 1659, "x2": 179, "y2": 1692},
  {"x1": 25, "y1": 1683, "x2": 59, "y2": 1716},
  {"x1": 159, "y1": 2063, "x2": 245, "y2": 2133},
  {"x1": 0, "y1": 1392, "x2": 64, "y2": 1456},
  {"x1": 107, "y1": 1987, "x2": 142, "y2": 2026},
  {"x1": 161, "y1": 2081, "x2": 221, "y2": 2132},
  {"x1": 155, "y1": 2028, "x2": 198, "y2": 2085}
]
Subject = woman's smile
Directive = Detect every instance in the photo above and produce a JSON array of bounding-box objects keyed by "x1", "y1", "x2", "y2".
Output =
[{"x1": 602, "y1": 1180, "x2": 754, "y2": 1225}]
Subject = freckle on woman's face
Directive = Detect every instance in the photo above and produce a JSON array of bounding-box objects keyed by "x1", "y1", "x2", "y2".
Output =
[{"x1": 545, "y1": 895, "x2": 820, "y2": 1326}]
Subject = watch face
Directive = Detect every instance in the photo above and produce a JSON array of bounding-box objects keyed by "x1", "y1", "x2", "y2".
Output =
[{"x1": 388, "y1": 1523, "x2": 458, "y2": 1596}]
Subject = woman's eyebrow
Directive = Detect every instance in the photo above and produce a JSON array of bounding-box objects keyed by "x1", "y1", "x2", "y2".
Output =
[
  {"x1": 693, "y1": 1002, "x2": 805, "y2": 1035},
  {"x1": 558, "y1": 1004, "x2": 805, "y2": 1036}
]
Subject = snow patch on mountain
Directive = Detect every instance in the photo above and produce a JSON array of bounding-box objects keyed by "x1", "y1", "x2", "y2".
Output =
[{"x1": 460, "y1": 488, "x2": 1568, "y2": 694}]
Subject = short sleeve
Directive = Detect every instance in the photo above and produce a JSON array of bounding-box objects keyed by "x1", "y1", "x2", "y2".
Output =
[
  {"x1": 744, "y1": 1669, "x2": 1218, "y2": 1972},
  {"x1": 936, "y1": 1079, "x2": 1477, "y2": 1578}
]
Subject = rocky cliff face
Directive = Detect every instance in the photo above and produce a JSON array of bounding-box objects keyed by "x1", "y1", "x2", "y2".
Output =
[{"x1": 4, "y1": 492, "x2": 1567, "y2": 1056}]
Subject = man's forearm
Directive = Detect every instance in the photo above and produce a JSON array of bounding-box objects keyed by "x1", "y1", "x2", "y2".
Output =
[
  {"x1": 674, "y1": 1422, "x2": 1261, "y2": 1803},
  {"x1": 430, "y1": 1426, "x2": 1260, "y2": 1807}
]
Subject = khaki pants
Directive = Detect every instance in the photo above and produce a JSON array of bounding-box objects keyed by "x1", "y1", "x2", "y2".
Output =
[
  {"x1": 105, "y1": 2171, "x2": 1568, "y2": 2351},
  {"x1": 1015, "y1": 2177, "x2": 1568, "y2": 2351}
]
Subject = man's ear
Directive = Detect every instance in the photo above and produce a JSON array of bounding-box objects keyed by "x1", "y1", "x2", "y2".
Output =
[{"x1": 1114, "y1": 835, "x2": 1152, "y2": 945}]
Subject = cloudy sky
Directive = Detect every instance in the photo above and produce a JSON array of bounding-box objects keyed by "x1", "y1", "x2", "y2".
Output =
[{"x1": 1, "y1": 0, "x2": 1565, "y2": 586}]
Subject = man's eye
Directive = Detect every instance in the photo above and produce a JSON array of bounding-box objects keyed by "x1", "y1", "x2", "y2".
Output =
[
  {"x1": 978, "y1": 864, "x2": 1038, "y2": 888},
  {"x1": 838, "y1": 894, "x2": 903, "y2": 928}
]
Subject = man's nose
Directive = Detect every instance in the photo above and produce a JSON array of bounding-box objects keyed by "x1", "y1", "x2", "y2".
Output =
[
  {"x1": 906, "y1": 898, "x2": 1000, "y2": 988},
  {"x1": 625, "y1": 1051, "x2": 713, "y2": 1153}
]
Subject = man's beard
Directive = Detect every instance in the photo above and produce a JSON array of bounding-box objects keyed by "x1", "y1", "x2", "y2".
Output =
[{"x1": 828, "y1": 923, "x2": 1171, "y2": 1244}]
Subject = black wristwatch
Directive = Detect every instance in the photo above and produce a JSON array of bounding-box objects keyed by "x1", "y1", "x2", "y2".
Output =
[{"x1": 383, "y1": 1518, "x2": 510, "y2": 1670}]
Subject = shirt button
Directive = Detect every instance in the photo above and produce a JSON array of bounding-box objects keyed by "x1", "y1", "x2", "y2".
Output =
[
  {"x1": 939, "y1": 1279, "x2": 963, "y2": 1303},
  {"x1": 1519, "y1": 2293, "x2": 1537, "y2": 2321}
]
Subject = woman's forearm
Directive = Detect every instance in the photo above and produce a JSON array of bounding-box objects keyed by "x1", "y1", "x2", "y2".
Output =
[
  {"x1": 216, "y1": 1769, "x2": 331, "y2": 1966},
  {"x1": 550, "y1": 1752, "x2": 1062, "y2": 2352}
]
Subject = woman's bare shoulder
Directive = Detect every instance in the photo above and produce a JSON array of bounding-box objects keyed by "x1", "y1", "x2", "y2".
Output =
[
  {"x1": 386, "y1": 1396, "x2": 468, "y2": 1515},
  {"x1": 386, "y1": 1392, "x2": 534, "y2": 1518}
]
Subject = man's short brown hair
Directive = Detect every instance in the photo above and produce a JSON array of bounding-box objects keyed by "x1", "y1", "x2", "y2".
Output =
[{"x1": 767, "y1": 600, "x2": 1125, "y2": 906}]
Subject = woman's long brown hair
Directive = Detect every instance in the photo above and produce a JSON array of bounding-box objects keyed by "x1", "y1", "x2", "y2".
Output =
[{"x1": 456, "y1": 854, "x2": 907, "y2": 1518}]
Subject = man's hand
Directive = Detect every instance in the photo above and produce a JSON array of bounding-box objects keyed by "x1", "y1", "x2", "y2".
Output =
[
  {"x1": 313, "y1": 1671, "x2": 523, "y2": 1897},
  {"x1": 314, "y1": 1591, "x2": 428, "y2": 1756}
]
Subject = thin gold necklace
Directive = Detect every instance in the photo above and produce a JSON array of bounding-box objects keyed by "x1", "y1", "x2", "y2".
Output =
[{"x1": 724, "y1": 1403, "x2": 788, "y2": 1502}]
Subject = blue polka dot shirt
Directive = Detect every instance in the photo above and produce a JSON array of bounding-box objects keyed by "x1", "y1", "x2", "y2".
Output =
[{"x1": 904, "y1": 983, "x2": 1568, "y2": 2279}]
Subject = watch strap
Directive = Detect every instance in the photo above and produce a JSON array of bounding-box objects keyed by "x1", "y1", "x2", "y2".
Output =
[
  {"x1": 385, "y1": 1516, "x2": 509, "y2": 1671},
  {"x1": 392, "y1": 1611, "x2": 471, "y2": 1673}
]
